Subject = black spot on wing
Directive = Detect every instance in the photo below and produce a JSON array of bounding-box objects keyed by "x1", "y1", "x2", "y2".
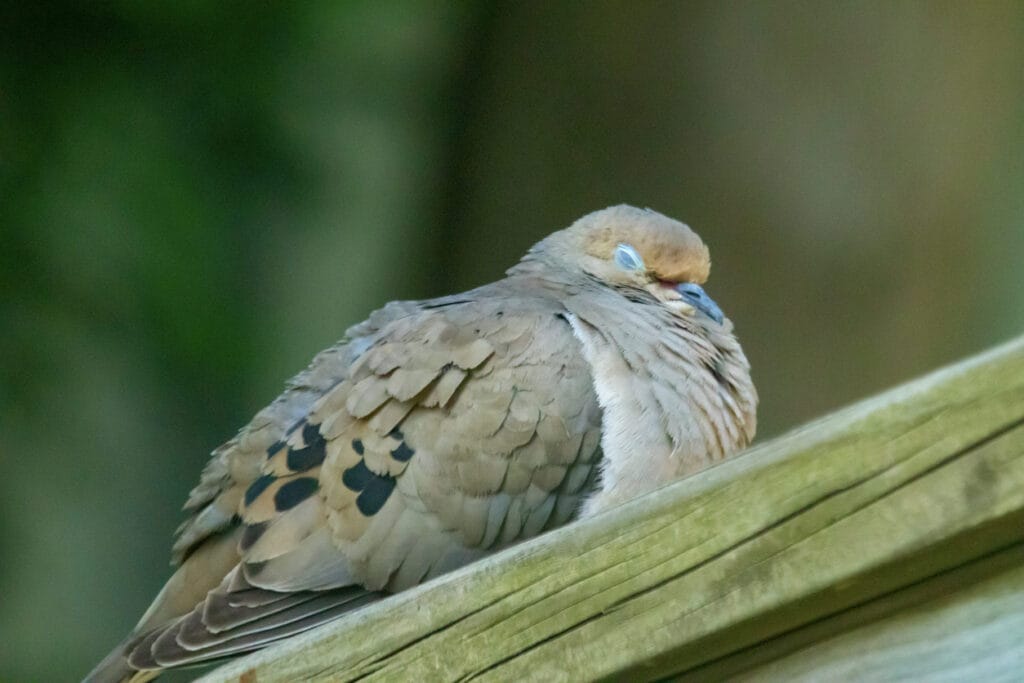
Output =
[
  {"x1": 390, "y1": 441, "x2": 415, "y2": 463},
  {"x1": 239, "y1": 522, "x2": 268, "y2": 551},
  {"x1": 301, "y1": 422, "x2": 321, "y2": 446},
  {"x1": 274, "y1": 477, "x2": 318, "y2": 511},
  {"x1": 266, "y1": 440, "x2": 286, "y2": 459},
  {"x1": 341, "y1": 460, "x2": 397, "y2": 516},
  {"x1": 244, "y1": 474, "x2": 277, "y2": 506},
  {"x1": 287, "y1": 424, "x2": 326, "y2": 472},
  {"x1": 356, "y1": 476, "x2": 396, "y2": 516},
  {"x1": 352, "y1": 438, "x2": 365, "y2": 455},
  {"x1": 388, "y1": 427, "x2": 403, "y2": 440},
  {"x1": 287, "y1": 444, "x2": 325, "y2": 472},
  {"x1": 341, "y1": 459, "x2": 372, "y2": 491}
]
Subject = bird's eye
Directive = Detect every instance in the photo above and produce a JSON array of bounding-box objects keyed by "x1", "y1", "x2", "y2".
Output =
[{"x1": 614, "y1": 243, "x2": 645, "y2": 272}]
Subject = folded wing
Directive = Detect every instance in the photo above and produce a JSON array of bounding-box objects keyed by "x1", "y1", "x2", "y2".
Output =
[{"x1": 113, "y1": 290, "x2": 602, "y2": 676}]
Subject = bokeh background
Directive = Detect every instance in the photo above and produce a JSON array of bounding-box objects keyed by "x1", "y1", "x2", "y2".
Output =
[{"x1": 3, "y1": 2, "x2": 1024, "y2": 679}]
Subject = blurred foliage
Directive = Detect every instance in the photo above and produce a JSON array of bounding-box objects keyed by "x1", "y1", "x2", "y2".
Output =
[{"x1": 2, "y1": 2, "x2": 1023, "y2": 680}]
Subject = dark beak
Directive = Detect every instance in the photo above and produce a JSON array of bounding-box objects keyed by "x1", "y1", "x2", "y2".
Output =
[{"x1": 676, "y1": 283, "x2": 724, "y2": 324}]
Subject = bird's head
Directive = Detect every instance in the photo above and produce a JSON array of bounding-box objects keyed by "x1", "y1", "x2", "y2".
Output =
[{"x1": 524, "y1": 204, "x2": 725, "y2": 325}]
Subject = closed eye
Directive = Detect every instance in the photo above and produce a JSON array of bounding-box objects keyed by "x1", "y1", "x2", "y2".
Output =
[{"x1": 614, "y1": 243, "x2": 645, "y2": 272}]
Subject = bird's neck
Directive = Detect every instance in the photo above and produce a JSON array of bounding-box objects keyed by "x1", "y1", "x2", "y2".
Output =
[{"x1": 563, "y1": 292, "x2": 756, "y2": 517}]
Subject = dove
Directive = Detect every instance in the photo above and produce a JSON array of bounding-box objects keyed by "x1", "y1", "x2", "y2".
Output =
[{"x1": 86, "y1": 205, "x2": 757, "y2": 682}]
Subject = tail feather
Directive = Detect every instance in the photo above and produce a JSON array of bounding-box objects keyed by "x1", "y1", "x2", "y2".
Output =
[
  {"x1": 82, "y1": 635, "x2": 158, "y2": 683},
  {"x1": 87, "y1": 576, "x2": 378, "y2": 680}
]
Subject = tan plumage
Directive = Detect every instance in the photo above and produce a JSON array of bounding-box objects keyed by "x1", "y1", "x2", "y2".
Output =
[{"x1": 85, "y1": 205, "x2": 757, "y2": 682}]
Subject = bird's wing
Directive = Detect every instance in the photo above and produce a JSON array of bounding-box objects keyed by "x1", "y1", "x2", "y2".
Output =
[
  {"x1": 108, "y1": 302, "x2": 423, "y2": 645},
  {"x1": 123, "y1": 290, "x2": 603, "y2": 673},
  {"x1": 171, "y1": 300, "x2": 423, "y2": 565}
]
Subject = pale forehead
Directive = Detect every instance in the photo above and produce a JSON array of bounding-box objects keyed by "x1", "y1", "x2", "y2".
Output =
[{"x1": 572, "y1": 205, "x2": 711, "y2": 283}]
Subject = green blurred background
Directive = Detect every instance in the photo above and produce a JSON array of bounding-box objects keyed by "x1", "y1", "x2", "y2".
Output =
[{"x1": 3, "y1": 2, "x2": 1024, "y2": 680}]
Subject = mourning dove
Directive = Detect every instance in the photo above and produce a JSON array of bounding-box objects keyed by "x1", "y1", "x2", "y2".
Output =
[{"x1": 86, "y1": 205, "x2": 757, "y2": 682}]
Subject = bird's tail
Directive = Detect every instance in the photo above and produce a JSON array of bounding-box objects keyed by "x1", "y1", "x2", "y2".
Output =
[{"x1": 82, "y1": 635, "x2": 160, "y2": 683}]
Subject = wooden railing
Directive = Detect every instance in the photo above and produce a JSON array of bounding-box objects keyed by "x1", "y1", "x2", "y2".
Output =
[{"x1": 202, "y1": 336, "x2": 1024, "y2": 682}]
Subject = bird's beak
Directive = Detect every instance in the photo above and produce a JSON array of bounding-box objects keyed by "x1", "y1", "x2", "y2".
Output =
[{"x1": 675, "y1": 283, "x2": 724, "y2": 324}]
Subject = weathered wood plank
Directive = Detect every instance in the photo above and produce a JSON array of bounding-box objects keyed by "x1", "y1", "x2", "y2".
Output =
[
  {"x1": 720, "y1": 542, "x2": 1024, "y2": 682},
  {"x1": 201, "y1": 336, "x2": 1024, "y2": 683}
]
